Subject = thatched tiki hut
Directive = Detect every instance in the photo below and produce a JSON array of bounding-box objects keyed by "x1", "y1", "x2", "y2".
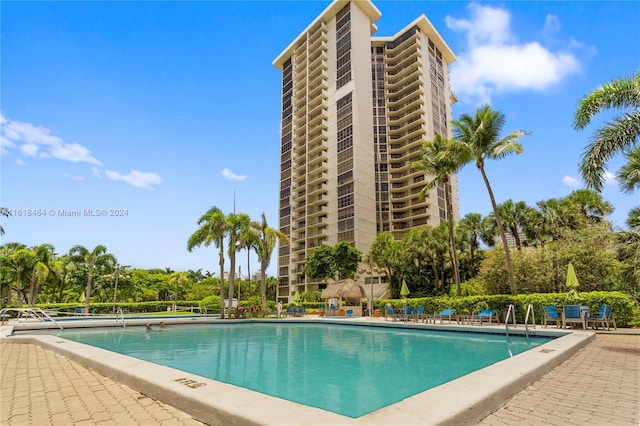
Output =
[{"x1": 321, "y1": 279, "x2": 366, "y2": 316}]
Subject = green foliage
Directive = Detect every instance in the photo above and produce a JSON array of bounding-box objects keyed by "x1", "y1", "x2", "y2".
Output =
[
  {"x1": 299, "y1": 290, "x2": 322, "y2": 302},
  {"x1": 304, "y1": 243, "x2": 362, "y2": 281},
  {"x1": 199, "y1": 295, "x2": 221, "y2": 312}
]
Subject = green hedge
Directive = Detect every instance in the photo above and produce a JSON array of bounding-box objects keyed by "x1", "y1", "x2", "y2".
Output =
[{"x1": 34, "y1": 301, "x2": 205, "y2": 315}]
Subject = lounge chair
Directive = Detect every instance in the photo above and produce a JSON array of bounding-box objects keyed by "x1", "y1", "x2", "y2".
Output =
[
  {"x1": 562, "y1": 305, "x2": 586, "y2": 329},
  {"x1": 587, "y1": 305, "x2": 617, "y2": 331},
  {"x1": 431, "y1": 308, "x2": 457, "y2": 324},
  {"x1": 401, "y1": 305, "x2": 415, "y2": 322},
  {"x1": 469, "y1": 309, "x2": 497, "y2": 326},
  {"x1": 541, "y1": 305, "x2": 561, "y2": 328}
]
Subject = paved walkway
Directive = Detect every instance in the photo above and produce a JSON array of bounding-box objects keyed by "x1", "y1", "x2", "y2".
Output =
[
  {"x1": 479, "y1": 334, "x2": 640, "y2": 426},
  {"x1": 1, "y1": 333, "x2": 639, "y2": 425}
]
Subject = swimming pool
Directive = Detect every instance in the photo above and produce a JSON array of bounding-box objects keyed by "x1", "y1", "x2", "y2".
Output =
[{"x1": 28, "y1": 322, "x2": 552, "y2": 418}]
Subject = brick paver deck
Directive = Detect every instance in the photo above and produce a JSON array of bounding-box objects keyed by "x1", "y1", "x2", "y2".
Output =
[
  {"x1": 1, "y1": 343, "x2": 204, "y2": 425},
  {"x1": 1, "y1": 334, "x2": 638, "y2": 425},
  {"x1": 479, "y1": 334, "x2": 640, "y2": 425}
]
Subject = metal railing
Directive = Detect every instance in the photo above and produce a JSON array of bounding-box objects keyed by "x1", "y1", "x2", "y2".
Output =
[
  {"x1": 0, "y1": 307, "x2": 63, "y2": 330},
  {"x1": 115, "y1": 308, "x2": 126, "y2": 329}
]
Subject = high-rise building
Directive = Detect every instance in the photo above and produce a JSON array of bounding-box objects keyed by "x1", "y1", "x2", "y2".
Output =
[{"x1": 273, "y1": 0, "x2": 458, "y2": 302}]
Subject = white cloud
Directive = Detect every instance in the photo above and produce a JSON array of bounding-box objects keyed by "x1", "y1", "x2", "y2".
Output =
[
  {"x1": 222, "y1": 168, "x2": 247, "y2": 181},
  {"x1": 15, "y1": 158, "x2": 28, "y2": 167},
  {"x1": 562, "y1": 175, "x2": 579, "y2": 187},
  {"x1": 105, "y1": 169, "x2": 163, "y2": 190},
  {"x1": 0, "y1": 112, "x2": 102, "y2": 165},
  {"x1": 91, "y1": 166, "x2": 103, "y2": 178},
  {"x1": 446, "y1": 3, "x2": 582, "y2": 104},
  {"x1": 604, "y1": 171, "x2": 616, "y2": 186},
  {"x1": 63, "y1": 172, "x2": 85, "y2": 181}
]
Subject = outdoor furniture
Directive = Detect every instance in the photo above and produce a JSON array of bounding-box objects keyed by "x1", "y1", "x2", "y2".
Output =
[
  {"x1": 562, "y1": 305, "x2": 586, "y2": 329},
  {"x1": 384, "y1": 306, "x2": 396, "y2": 322},
  {"x1": 401, "y1": 305, "x2": 415, "y2": 322},
  {"x1": 469, "y1": 309, "x2": 497, "y2": 326},
  {"x1": 587, "y1": 305, "x2": 617, "y2": 331},
  {"x1": 346, "y1": 309, "x2": 353, "y2": 317},
  {"x1": 541, "y1": 305, "x2": 561, "y2": 328},
  {"x1": 431, "y1": 308, "x2": 457, "y2": 324},
  {"x1": 415, "y1": 305, "x2": 425, "y2": 322}
]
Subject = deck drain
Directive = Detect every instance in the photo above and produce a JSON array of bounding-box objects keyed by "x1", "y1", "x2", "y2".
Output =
[{"x1": 539, "y1": 349, "x2": 555, "y2": 353}]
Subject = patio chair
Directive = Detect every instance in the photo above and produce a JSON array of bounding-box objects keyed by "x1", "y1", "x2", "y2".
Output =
[
  {"x1": 401, "y1": 305, "x2": 415, "y2": 322},
  {"x1": 541, "y1": 305, "x2": 561, "y2": 328},
  {"x1": 384, "y1": 305, "x2": 396, "y2": 322},
  {"x1": 562, "y1": 305, "x2": 586, "y2": 329},
  {"x1": 415, "y1": 305, "x2": 425, "y2": 322},
  {"x1": 470, "y1": 309, "x2": 497, "y2": 326},
  {"x1": 432, "y1": 308, "x2": 457, "y2": 324},
  {"x1": 587, "y1": 305, "x2": 617, "y2": 331}
]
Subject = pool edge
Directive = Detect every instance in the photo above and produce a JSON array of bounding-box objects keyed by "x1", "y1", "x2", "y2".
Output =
[{"x1": 1, "y1": 321, "x2": 594, "y2": 425}]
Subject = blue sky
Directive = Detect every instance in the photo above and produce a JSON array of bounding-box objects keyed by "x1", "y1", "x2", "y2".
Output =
[{"x1": 2, "y1": 1, "x2": 639, "y2": 276}]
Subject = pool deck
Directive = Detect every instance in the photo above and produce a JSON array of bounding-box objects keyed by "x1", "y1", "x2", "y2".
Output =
[{"x1": 1, "y1": 318, "x2": 638, "y2": 425}]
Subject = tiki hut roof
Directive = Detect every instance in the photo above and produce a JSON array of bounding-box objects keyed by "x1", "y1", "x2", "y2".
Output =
[{"x1": 321, "y1": 279, "x2": 366, "y2": 301}]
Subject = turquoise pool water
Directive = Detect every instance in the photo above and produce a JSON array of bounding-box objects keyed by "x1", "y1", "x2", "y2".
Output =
[{"x1": 39, "y1": 322, "x2": 549, "y2": 418}]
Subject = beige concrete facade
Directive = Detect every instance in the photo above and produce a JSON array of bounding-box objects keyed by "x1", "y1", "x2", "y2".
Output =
[{"x1": 274, "y1": 0, "x2": 459, "y2": 302}]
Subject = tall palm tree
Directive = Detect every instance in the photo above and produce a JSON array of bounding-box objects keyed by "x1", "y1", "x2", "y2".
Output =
[
  {"x1": 251, "y1": 213, "x2": 288, "y2": 313},
  {"x1": 69, "y1": 245, "x2": 116, "y2": 314},
  {"x1": 168, "y1": 272, "x2": 190, "y2": 313},
  {"x1": 453, "y1": 104, "x2": 530, "y2": 295},
  {"x1": 411, "y1": 134, "x2": 464, "y2": 295},
  {"x1": 574, "y1": 71, "x2": 640, "y2": 191},
  {"x1": 617, "y1": 145, "x2": 640, "y2": 194},
  {"x1": 187, "y1": 206, "x2": 228, "y2": 318},
  {"x1": 225, "y1": 212, "x2": 252, "y2": 315}
]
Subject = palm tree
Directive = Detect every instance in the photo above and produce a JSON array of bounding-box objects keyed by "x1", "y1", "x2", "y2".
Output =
[
  {"x1": 574, "y1": 71, "x2": 640, "y2": 191},
  {"x1": 411, "y1": 134, "x2": 463, "y2": 295},
  {"x1": 453, "y1": 104, "x2": 530, "y2": 295},
  {"x1": 168, "y1": 272, "x2": 190, "y2": 313},
  {"x1": 564, "y1": 189, "x2": 614, "y2": 224},
  {"x1": 2, "y1": 248, "x2": 34, "y2": 307},
  {"x1": 251, "y1": 213, "x2": 288, "y2": 313},
  {"x1": 187, "y1": 206, "x2": 228, "y2": 318},
  {"x1": 69, "y1": 245, "x2": 116, "y2": 314},
  {"x1": 617, "y1": 145, "x2": 640, "y2": 194},
  {"x1": 225, "y1": 213, "x2": 252, "y2": 315},
  {"x1": 0, "y1": 207, "x2": 10, "y2": 236},
  {"x1": 26, "y1": 243, "x2": 55, "y2": 307},
  {"x1": 457, "y1": 213, "x2": 495, "y2": 276},
  {"x1": 495, "y1": 200, "x2": 531, "y2": 250}
]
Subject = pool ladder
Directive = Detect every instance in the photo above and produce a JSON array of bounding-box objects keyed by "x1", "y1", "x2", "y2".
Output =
[
  {"x1": 115, "y1": 308, "x2": 126, "y2": 329},
  {"x1": 0, "y1": 307, "x2": 63, "y2": 330},
  {"x1": 505, "y1": 304, "x2": 536, "y2": 338}
]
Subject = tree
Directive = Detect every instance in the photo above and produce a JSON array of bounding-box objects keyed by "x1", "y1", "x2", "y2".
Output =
[
  {"x1": 168, "y1": 272, "x2": 190, "y2": 312},
  {"x1": 411, "y1": 134, "x2": 463, "y2": 294},
  {"x1": 26, "y1": 243, "x2": 55, "y2": 306},
  {"x1": 457, "y1": 213, "x2": 494, "y2": 277},
  {"x1": 453, "y1": 104, "x2": 530, "y2": 294},
  {"x1": 225, "y1": 213, "x2": 252, "y2": 315},
  {"x1": 1, "y1": 247, "x2": 34, "y2": 307},
  {"x1": 0, "y1": 207, "x2": 9, "y2": 236},
  {"x1": 494, "y1": 200, "x2": 531, "y2": 250},
  {"x1": 304, "y1": 245, "x2": 336, "y2": 282},
  {"x1": 188, "y1": 206, "x2": 228, "y2": 318},
  {"x1": 368, "y1": 233, "x2": 407, "y2": 298},
  {"x1": 251, "y1": 213, "x2": 288, "y2": 313},
  {"x1": 564, "y1": 189, "x2": 614, "y2": 224},
  {"x1": 617, "y1": 145, "x2": 640, "y2": 194},
  {"x1": 69, "y1": 245, "x2": 116, "y2": 314},
  {"x1": 574, "y1": 71, "x2": 640, "y2": 191}
]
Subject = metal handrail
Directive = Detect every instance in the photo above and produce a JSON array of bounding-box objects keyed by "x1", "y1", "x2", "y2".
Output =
[
  {"x1": 115, "y1": 308, "x2": 126, "y2": 329},
  {"x1": 505, "y1": 304, "x2": 516, "y2": 338},
  {"x1": 524, "y1": 303, "x2": 536, "y2": 338},
  {"x1": 0, "y1": 307, "x2": 63, "y2": 330}
]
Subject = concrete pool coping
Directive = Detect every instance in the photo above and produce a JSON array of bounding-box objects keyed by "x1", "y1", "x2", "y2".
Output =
[{"x1": 1, "y1": 318, "x2": 594, "y2": 425}]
